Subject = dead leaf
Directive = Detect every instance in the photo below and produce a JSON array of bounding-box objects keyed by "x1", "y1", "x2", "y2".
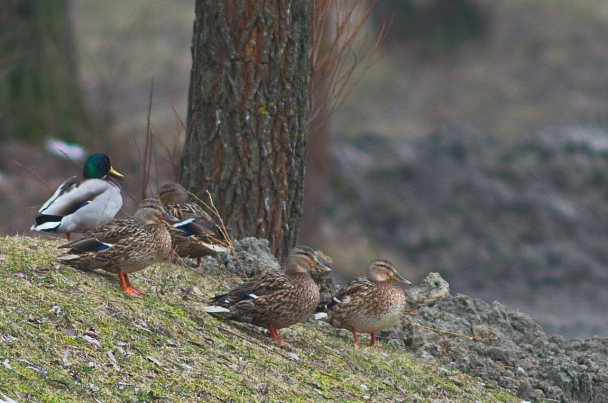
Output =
[
  {"x1": 63, "y1": 348, "x2": 70, "y2": 366},
  {"x1": 60, "y1": 328, "x2": 76, "y2": 337},
  {"x1": 83, "y1": 335, "x2": 101, "y2": 349},
  {"x1": 84, "y1": 328, "x2": 100, "y2": 338},
  {"x1": 145, "y1": 356, "x2": 164, "y2": 367},
  {"x1": 27, "y1": 314, "x2": 42, "y2": 324},
  {"x1": 107, "y1": 350, "x2": 121, "y2": 371}
]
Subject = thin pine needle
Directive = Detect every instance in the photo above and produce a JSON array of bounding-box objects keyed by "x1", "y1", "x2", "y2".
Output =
[
  {"x1": 14, "y1": 161, "x2": 53, "y2": 193},
  {"x1": 402, "y1": 319, "x2": 495, "y2": 344},
  {"x1": 189, "y1": 190, "x2": 249, "y2": 280}
]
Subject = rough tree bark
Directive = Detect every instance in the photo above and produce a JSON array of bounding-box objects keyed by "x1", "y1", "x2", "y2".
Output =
[{"x1": 180, "y1": 0, "x2": 311, "y2": 262}]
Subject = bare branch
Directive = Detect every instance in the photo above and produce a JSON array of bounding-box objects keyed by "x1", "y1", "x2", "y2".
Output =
[
  {"x1": 310, "y1": 0, "x2": 388, "y2": 128},
  {"x1": 141, "y1": 77, "x2": 155, "y2": 199}
]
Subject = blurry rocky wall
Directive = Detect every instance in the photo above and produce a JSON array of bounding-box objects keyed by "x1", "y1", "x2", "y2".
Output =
[{"x1": 329, "y1": 126, "x2": 608, "y2": 338}]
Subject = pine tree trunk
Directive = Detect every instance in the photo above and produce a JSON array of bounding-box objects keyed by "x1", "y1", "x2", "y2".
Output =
[
  {"x1": 180, "y1": 0, "x2": 311, "y2": 262},
  {"x1": 0, "y1": 0, "x2": 88, "y2": 143}
]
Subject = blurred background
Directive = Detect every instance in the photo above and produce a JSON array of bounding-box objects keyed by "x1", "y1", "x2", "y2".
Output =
[{"x1": 2, "y1": 0, "x2": 608, "y2": 338}]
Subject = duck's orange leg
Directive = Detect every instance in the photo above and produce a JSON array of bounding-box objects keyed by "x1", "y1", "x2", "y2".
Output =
[
  {"x1": 268, "y1": 326, "x2": 285, "y2": 343},
  {"x1": 351, "y1": 328, "x2": 364, "y2": 346},
  {"x1": 370, "y1": 332, "x2": 377, "y2": 347},
  {"x1": 118, "y1": 272, "x2": 146, "y2": 297},
  {"x1": 66, "y1": 233, "x2": 71, "y2": 241},
  {"x1": 196, "y1": 257, "x2": 202, "y2": 268}
]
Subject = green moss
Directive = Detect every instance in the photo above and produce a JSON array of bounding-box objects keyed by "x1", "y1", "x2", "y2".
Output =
[{"x1": 0, "y1": 235, "x2": 520, "y2": 402}]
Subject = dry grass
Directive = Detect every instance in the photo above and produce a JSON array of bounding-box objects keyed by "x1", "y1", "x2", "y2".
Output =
[{"x1": 0, "y1": 235, "x2": 519, "y2": 402}]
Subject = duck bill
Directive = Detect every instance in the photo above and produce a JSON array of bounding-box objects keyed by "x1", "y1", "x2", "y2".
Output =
[
  {"x1": 108, "y1": 166, "x2": 125, "y2": 180},
  {"x1": 392, "y1": 272, "x2": 412, "y2": 285},
  {"x1": 162, "y1": 213, "x2": 179, "y2": 223},
  {"x1": 314, "y1": 261, "x2": 331, "y2": 273}
]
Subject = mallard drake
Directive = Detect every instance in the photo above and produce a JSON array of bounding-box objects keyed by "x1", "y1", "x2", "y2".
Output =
[
  {"x1": 319, "y1": 259, "x2": 411, "y2": 347},
  {"x1": 57, "y1": 198, "x2": 173, "y2": 297},
  {"x1": 157, "y1": 183, "x2": 229, "y2": 267},
  {"x1": 205, "y1": 245, "x2": 331, "y2": 342},
  {"x1": 31, "y1": 153, "x2": 124, "y2": 240}
]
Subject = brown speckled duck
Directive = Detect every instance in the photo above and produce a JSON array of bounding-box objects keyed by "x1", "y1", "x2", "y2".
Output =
[
  {"x1": 320, "y1": 259, "x2": 411, "y2": 347},
  {"x1": 57, "y1": 198, "x2": 174, "y2": 297},
  {"x1": 157, "y1": 183, "x2": 229, "y2": 267},
  {"x1": 205, "y1": 245, "x2": 331, "y2": 342}
]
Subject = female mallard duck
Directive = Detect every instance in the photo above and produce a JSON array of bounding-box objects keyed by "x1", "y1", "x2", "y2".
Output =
[
  {"x1": 205, "y1": 245, "x2": 331, "y2": 342},
  {"x1": 158, "y1": 183, "x2": 229, "y2": 267},
  {"x1": 31, "y1": 153, "x2": 124, "y2": 240},
  {"x1": 157, "y1": 183, "x2": 208, "y2": 217},
  {"x1": 320, "y1": 259, "x2": 411, "y2": 347},
  {"x1": 57, "y1": 198, "x2": 174, "y2": 297}
]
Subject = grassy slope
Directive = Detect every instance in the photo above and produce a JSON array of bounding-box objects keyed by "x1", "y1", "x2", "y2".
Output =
[{"x1": 0, "y1": 236, "x2": 519, "y2": 402}]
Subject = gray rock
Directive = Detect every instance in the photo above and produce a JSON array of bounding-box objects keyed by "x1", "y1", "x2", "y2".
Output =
[
  {"x1": 404, "y1": 272, "x2": 449, "y2": 306},
  {"x1": 397, "y1": 273, "x2": 608, "y2": 402},
  {"x1": 202, "y1": 237, "x2": 279, "y2": 277}
]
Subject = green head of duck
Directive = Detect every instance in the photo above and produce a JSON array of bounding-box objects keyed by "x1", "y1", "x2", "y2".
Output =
[{"x1": 83, "y1": 153, "x2": 124, "y2": 180}]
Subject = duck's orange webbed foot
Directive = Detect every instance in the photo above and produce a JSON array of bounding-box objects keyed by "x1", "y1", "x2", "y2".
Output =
[
  {"x1": 124, "y1": 286, "x2": 146, "y2": 298},
  {"x1": 118, "y1": 272, "x2": 147, "y2": 298}
]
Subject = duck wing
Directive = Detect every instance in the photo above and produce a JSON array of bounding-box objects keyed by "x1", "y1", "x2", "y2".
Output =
[
  {"x1": 38, "y1": 177, "x2": 118, "y2": 216},
  {"x1": 213, "y1": 271, "x2": 289, "y2": 306},
  {"x1": 328, "y1": 277, "x2": 369, "y2": 310},
  {"x1": 164, "y1": 202, "x2": 210, "y2": 220},
  {"x1": 58, "y1": 219, "x2": 138, "y2": 253},
  {"x1": 173, "y1": 216, "x2": 221, "y2": 238}
]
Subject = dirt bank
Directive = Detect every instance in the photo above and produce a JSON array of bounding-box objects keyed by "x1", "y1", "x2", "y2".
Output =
[{"x1": 212, "y1": 238, "x2": 608, "y2": 402}]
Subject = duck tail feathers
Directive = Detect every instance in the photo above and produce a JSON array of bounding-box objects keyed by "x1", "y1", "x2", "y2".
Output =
[
  {"x1": 314, "y1": 312, "x2": 328, "y2": 320},
  {"x1": 205, "y1": 306, "x2": 230, "y2": 314}
]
